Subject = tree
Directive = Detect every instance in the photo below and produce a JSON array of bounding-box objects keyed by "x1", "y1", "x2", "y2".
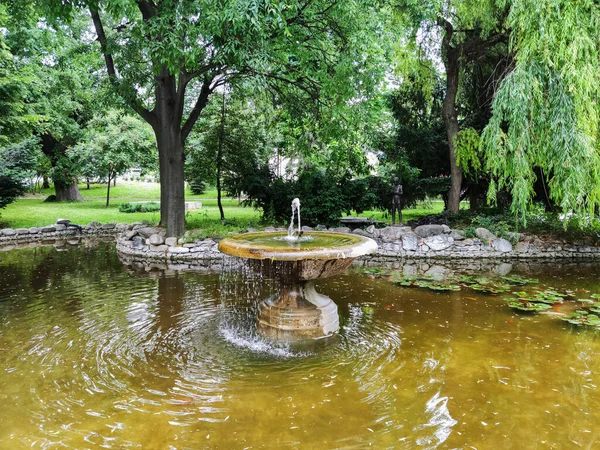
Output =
[
  {"x1": 0, "y1": 138, "x2": 41, "y2": 212},
  {"x1": 481, "y1": 0, "x2": 600, "y2": 222},
  {"x1": 394, "y1": 0, "x2": 508, "y2": 213},
  {"x1": 1, "y1": 3, "x2": 104, "y2": 201},
  {"x1": 70, "y1": 110, "x2": 157, "y2": 207},
  {"x1": 186, "y1": 90, "x2": 275, "y2": 220},
  {"x1": 40, "y1": 0, "x2": 389, "y2": 236}
]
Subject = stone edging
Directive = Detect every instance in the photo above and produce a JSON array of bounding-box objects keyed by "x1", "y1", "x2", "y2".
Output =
[
  {"x1": 4, "y1": 220, "x2": 600, "y2": 263},
  {"x1": 0, "y1": 219, "x2": 127, "y2": 247}
]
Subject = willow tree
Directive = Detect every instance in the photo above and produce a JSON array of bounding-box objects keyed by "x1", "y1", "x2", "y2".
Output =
[
  {"x1": 40, "y1": 0, "x2": 389, "y2": 236},
  {"x1": 481, "y1": 0, "x2": 600, "y2": 221}
]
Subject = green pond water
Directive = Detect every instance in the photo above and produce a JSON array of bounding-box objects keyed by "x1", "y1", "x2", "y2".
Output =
[{"x1": 2, "y1": 242, "x2": 600, "y2": 448}]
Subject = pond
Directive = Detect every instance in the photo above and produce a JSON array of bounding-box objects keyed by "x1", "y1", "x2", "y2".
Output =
[{"x1": 1, "y1": 242, "x2": 600, "y2": 448}]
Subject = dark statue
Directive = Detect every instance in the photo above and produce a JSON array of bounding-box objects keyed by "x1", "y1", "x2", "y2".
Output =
[{"x1": 391, "y1": 177, "x2": 403, "y2": 225}]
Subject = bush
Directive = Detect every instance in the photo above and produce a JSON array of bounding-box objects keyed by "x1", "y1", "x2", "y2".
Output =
[{"x1": 119, "y1": 202, "x2": 161, "y2": 213}]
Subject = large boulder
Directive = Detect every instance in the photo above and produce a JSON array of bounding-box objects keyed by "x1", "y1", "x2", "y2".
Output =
[
  {"x1": 165, "y1": 237, "x2": 178, "y2": 246},
  {"x1": 132, "y1": 236, "x2": 146, "y2": 249},
  {"x1": 149, "y1": 234, "x2": 165, "y2": 245},
  {"x1": 423, "y1": 234, "x2": 454, "y2": 251},
  {"x1": 137, "y1": 227, "x2": 162, "y2": 238},
  {"x1": 414, "y1": 224, "x2": 445, "y2": 238},
  {"x1": 56, "y1": 218, "x2": 71, "y2": 225},
  {"x1": 402, "y1": 233, "x2": 419, "y2": 251},
  {"x1": 475, "y1": 227, "x2": 496, "y2": 241},
  {"x1": 492, "y1": 238, "x2": 512, "y2": 253},
  {"x1": 380, "y1": 227, "x2": 403, "y2": 242},
  {"x1": 1, "y1": 228, "x2": 16, "y2": 236}
]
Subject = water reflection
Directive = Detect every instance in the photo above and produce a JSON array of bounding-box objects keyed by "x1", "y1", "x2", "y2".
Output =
[{"x1": 2, "y1": 243, "x2": 600, "y2": 447}]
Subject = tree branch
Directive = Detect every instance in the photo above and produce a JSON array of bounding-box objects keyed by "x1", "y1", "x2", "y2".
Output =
[
  {"x1": 89, "y1": 6, "x2": 157, "y2": 128},
  {"x1": 181, "y1": 78, "x2": 214, "y2": 141}
]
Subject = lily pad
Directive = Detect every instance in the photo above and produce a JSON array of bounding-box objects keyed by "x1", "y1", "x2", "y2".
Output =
[
  {"x1": 562, "y1": 311, "x2": 600, "y2": 328},
  {"x1": 507, "y1": 300, "x2": 553, "y2": 313},
  {"x1": 500, "y1": 275, "x2": 539, "y2": 285},
  {"x1": 469, "y1": 281, "x2": 511, "y2": 294}
]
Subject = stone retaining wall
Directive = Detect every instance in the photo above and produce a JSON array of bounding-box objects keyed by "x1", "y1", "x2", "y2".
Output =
[
  {"x1": 4, "y1": 220, "x2": 600, "y2": 266},
  {"x1": 0, "y1": 219, "x2": 126, "y2": 249}
]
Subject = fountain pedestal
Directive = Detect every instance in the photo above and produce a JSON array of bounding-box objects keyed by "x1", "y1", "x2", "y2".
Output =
[{"x1": 258, "y1": 281, "x2": 339, "y2": 339}]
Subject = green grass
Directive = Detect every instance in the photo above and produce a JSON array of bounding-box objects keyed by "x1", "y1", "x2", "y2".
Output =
[
  {"x1": 2, "y1": 181, "x2": 445, "y2": 231},
  {"x1": 30, "y1": 181, "x2": 221, "y2": 201}
]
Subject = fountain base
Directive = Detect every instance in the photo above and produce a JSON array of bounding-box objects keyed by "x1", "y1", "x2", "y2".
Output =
[{"x1": 258, "y1": 281, "x2": 339, "y2": 340}]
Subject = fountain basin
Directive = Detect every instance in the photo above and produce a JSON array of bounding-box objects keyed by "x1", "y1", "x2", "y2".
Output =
[{"x1": 218, "y1": 231, "x2": 377, "y2": 261}]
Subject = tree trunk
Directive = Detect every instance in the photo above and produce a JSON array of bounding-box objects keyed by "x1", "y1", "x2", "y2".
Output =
[
  {"x1": 106, "y1": 170, "x2": 112, "y2": 207},
  {"x1": 55, "y1": 180, "x2": 84, "y2": 202},
  {"x1": 217, "y1": 92, "x2": 226, "y2": 221},
  {"x1": 87, "y1": 178, "x2": 90, "y2": 189},
  {"x1": 113, "y1": 177, "x2": 116, "y2": 187},
  {"x1": 441, "y1": 21, "x2": 463, "y2": 214},
  {"x1": 42, "y1": 175, "x2": 50, "y2": 189},
  {"x1": 153, "y1": 71, "x2": 187, "y2": 238}
]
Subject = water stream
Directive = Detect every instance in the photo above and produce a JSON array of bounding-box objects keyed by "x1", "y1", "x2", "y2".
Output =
[{"x1": 1, "y1": 243, "x2": 600, "y2": 448}]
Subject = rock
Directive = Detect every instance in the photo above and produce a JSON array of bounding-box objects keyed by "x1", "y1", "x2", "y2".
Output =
[
  {"x1": 366, "y1": 225, "x2": 375, "y2": 234},
  {"x1": 441, "y1": 224, "x2": 451, "y2": 234},
  {"x1": 402, "y1": 233, "x2": 418, "y2": 251},
  {"x1": 149, "y1": 234, "x2": 165, "y2": 245},
  {"x1": 263, "y1": 226, "x2": 276, "y2": 232},
  {"x1": 169, "y1": 246, "x2": 190, "y2": 254},
  {"x1": 183, "y1": 243, "x2": 197, "y2": 248},
  {"x1": 178, "y1": 238, "x2": 185, "y2": 245},
  {"x1": 1, "y1": 228, "x2": 16, "y2": 236},
  {"x1": 15, "y1": 228, "x2": 29, "y2": 235},
  {"x1": 55, "y1": 224, "x2": 67, "y2": 231},
  {"x1": 137, "y1": 227, "x2": 162, "y2": 238},
  {"x1": 88, "y1": 221, "x2": 101, "y2": 229},
  {"x1": 449, "y1": 230, "x2": 465, "y2": 241},
  {"x1": 514, "y1": 242, "x2": 529, "y2": 253},
  {"x1": 301, "y1": 226, "x2": 313, "y2": 231},
  {"x1": 28, "y1": 227, "x2": 40, "y2": 234},
  {"x1": 119, "y1": 240, "x2": 133, "y2": 248},
  {"x1": 165, "y1": 237, "x2": 178, "y2": 246},
  {"x1": 352, "y1": 229, "x2": 371, "y2": 237},
  {"x1": 125, "y1": 230, "x2": 138, "y2": 240},
  {"x1": 40, "y1": 225, "x2": 56, "y2": 233},
  {"x1": 149, "y1": 244, "x2": 168, "y2": 252},
  {"x1": 116, "y1": 223, "x2": 129, "y2": 232},
  {"x1": 380, "y1": 227, "x2": 404, "y2": 243},
  {"x1": 332, "y1": 227, "x2": 351, "y2": 233},
  {"x1": 423, "y1": 234, "x2": 453, "y2": 251},
  {"x1": 475, "y1": 227, "x2": 497, "y2": 241},
  {"x1": 492, "y1": 238, "x2": 512, "y2": 253},
  {"x1": 414, "y1": 224, "x2": 445, "y2": 238},
  {"x1": 421, "y1": 244, "x2": 430, "y2": 252},
  {"x1": 315, "y1": 224, "x2": 328, "y2": 231},
  {"x1": 132, "y1": 236, "x2": 146, "y2": 249},
  {"x1": 56, "y1": 218, "x2": 71, "y2": 225},
  {"x1": 101, "y1": 223, "x2": 116, "y2": 230}
]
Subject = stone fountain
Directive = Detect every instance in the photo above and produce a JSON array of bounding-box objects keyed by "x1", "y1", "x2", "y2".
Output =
[{"x1": 218, "y1": 199, "x2": 378, "y2": 339}]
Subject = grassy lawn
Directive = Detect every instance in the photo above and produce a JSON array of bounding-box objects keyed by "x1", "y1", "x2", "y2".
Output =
[{"x1": 2, "y1": 181, "x2": 450, "y2": 231}]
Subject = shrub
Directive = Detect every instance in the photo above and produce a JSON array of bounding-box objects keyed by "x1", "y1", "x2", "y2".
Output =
[{"x1": 119, "y1": 201, "x2": 161, "y2": 213}]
